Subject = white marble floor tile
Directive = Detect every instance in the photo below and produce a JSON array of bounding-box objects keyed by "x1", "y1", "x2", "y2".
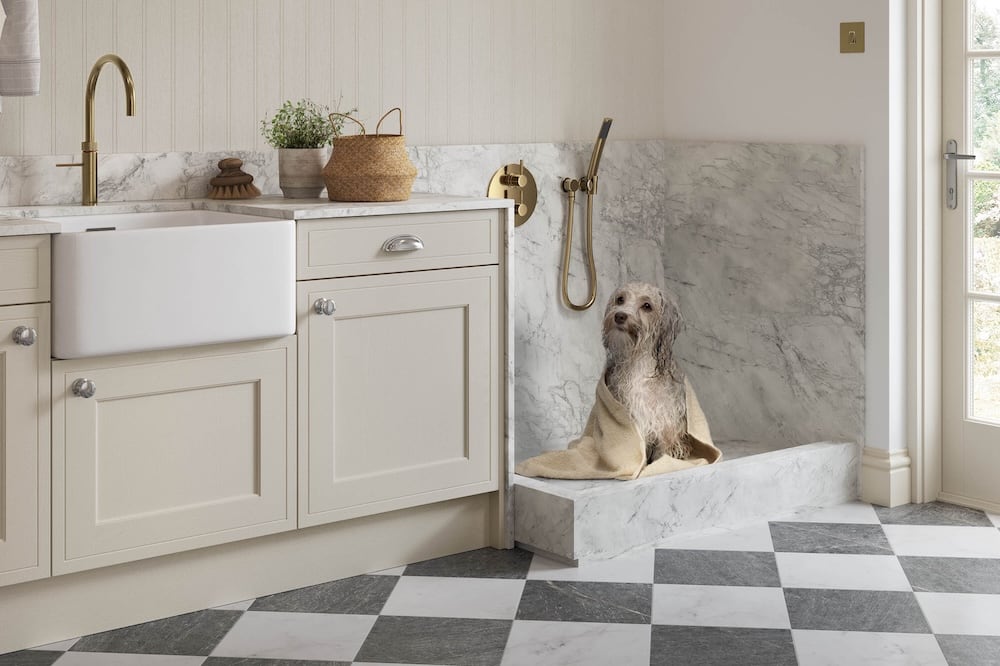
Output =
[
  {"x1": 779, "y1": 502, "x2": 881, "y2": 525},
  {"x1": 654, "y1": 521, "x2": 775, "y2": 552},
  {"x1": 209, "y1": 610, "x2": 376, "y2": 661},
  {"x1": 988, "y1": 511, "x2": 1000, "y2": 528},
  {"x1": 528, "y1": 548, "x2": 655, "y2": 583},
  {"x1": 775, "y1": 553, "x2": 912, "y2": 591},
  {"x1": 651, "y1": 584, "x2": 790, "y2": 629},
  {"x1": 916, "y1": 592, "x2": 1000, "y2": 635},
  {"x1": 792, "y1": 630, "x2": 947, "y2": 666},
  {"x1": 501, "y1": 620, "x2": 651, "y2": 666},
  {"x1": 211, "y1": 599, "x2": 255, "y2": 611},
  {"x1": 52, "y1": 654, "x2": 205, "y2": 665},
  {"x1": 882, "y1": 525, "x2": 1000, "y2": 558},
  {"x1": 380, "y1": 576, "x2": 525, "y2": 620}
]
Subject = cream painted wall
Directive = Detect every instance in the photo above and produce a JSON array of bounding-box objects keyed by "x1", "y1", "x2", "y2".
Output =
[
  {"x1": 662, "y1": 0, "x2": 908, "y2": 456},
  {"x1": 0, "y1": 0, "x2": 665, "y2": 155}
]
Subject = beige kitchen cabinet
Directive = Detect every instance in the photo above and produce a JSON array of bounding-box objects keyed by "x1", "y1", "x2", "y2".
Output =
[
  {"x1": 297, "y1": 209, "x2": 504, "y2": 528},
  {"x1": 51, "y1": 336, "x2": 296, "y2": 575},
  {"x1": 0, "y1": 302, "x2": 51, "y2": 587}
]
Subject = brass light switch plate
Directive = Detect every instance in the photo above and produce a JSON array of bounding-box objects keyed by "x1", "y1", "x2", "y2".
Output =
[{"x1": 840, "y1": 22, "x2": 865, "y2": 53}]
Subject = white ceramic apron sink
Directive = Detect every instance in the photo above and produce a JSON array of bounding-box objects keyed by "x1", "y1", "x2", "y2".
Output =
[{"x1": 48, "y1": 210, "x2": 295, "y2": 359}]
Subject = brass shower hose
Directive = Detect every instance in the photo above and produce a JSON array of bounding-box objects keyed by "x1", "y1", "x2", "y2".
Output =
[{"x1": 560, "y1": 177, "x2": 598, "y2": 311}]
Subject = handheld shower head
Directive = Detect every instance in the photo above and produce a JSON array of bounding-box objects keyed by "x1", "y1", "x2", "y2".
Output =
[{"x1": 586, "y1": 117, "x2": 613, "y2": 181}]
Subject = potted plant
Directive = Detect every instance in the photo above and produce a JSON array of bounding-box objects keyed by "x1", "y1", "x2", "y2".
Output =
[{"x1": 261, "y1": 98, "x2": 353, "y2": 198}]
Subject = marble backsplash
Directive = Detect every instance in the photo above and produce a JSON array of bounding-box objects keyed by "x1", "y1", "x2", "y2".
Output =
[{"x1": 0, "y1": 140, "x2": 864, "y2": 463}]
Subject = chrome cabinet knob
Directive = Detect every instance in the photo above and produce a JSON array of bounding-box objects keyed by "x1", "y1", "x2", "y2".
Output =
[
  {"x1": 314, "y1": 298, "x2": 337, "y2": 316},
  {"x1": 382, "y1": 234, "x2": 424, "y2": 253},
  {"x1": 71, "y1": 378, "x2": 97, "y2": 399},
  {"x1": 11, "y1": 326, "x2": 37, "y2": 346}
]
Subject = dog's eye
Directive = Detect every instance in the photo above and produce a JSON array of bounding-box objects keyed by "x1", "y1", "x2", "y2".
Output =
[
  {"x1": 641, "y1": 302, "x2": 653, "y2": 311},
  {"x1": 616, "y1": 295, "x2": 625, "y2": 305}
]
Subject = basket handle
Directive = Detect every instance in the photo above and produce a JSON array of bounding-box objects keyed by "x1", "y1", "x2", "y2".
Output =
[
  {"x1": 330, "y1": 112, "x2": 366, "y2": 136},
  {"x1": 375, "y1": 107, "x2": 403, "y2": 136}
]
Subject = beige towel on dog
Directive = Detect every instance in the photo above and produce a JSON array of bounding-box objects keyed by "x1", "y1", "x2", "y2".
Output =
[{"x1": 515, "y1": 377, "x2": 721, "y2": 480}]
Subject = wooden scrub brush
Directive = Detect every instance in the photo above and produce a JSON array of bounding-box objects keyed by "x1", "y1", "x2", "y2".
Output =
[{"x1": 208, "y1": 158, "x2": 261, "y2": 199}]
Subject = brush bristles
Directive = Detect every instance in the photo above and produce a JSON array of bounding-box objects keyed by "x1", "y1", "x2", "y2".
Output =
[{"x1": 208, "y1": 182, "x2": 262, "y2": 199}]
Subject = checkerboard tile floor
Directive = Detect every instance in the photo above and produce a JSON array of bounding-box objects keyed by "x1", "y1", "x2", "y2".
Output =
[{"x1": 4, "y1": 501, "x2": 1000, "y2": 665}]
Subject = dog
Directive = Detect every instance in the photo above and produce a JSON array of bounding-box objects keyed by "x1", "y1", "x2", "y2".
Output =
[{"x1": 602, "y1": 282, "x2": 690, "y2": 463}]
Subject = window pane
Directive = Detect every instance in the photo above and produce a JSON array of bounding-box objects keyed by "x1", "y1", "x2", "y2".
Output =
[
  {"x1": 973, "y1": 180, "x2": 1000, "y2": 294},
  {"x1": 972, "y1": 0, "x2": 1000, "y2": 50},
  {"x1": 973, "y1": 300, "x2": 1000, "y2": 423},
  {"x1": 971, "y1": 57, "x2": 1000, "y2": 170}
]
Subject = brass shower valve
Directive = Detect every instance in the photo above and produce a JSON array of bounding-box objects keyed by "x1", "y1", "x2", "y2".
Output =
[
  {"x1": 562, "y1": 178, "x2": 580, "y2": 193},
  {"x1": 487, "y1": 161, "x2": 538, "y2": 227}
]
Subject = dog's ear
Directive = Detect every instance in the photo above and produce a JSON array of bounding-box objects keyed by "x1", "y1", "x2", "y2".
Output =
[{"x1": 654, "y1": 288, "x2": 682, "y2": 375}]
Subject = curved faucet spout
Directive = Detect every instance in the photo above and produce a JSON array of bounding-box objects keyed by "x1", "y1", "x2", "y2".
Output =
[
  {"x1": 84, "y1": 54, "x2": 136, "y2": 151},
  {"x1": 57, "y1": 53, "x2": 137, "y2": 205}
]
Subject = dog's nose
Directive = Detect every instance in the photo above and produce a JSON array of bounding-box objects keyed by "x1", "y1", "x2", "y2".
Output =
[{"x1": 614, "y1": 312, "x2": 627, "y2": 325}]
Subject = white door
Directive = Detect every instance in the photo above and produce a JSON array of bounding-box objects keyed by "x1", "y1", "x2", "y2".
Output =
[{"x1": 942, "y1": 0, "x2": 1000, "y2": 511}]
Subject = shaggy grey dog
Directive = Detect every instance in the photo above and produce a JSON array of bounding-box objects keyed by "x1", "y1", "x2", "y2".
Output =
[{"x1": 602, "y1": 282, "x2": 689, "y2": 463}]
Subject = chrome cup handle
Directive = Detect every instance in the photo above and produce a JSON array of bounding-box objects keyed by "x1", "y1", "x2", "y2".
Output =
[{"x1": 382, "y1": 235, "x2": 424, "y2": 253}]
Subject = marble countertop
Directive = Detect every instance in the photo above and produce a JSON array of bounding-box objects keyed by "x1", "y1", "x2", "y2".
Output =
[{"x1": 0, "y1": 193, "x2": 511, "y2": 236}]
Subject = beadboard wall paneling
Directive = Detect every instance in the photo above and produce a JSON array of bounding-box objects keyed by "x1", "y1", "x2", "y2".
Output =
[{"x1": 1, "y1": 0, "x2": 665, "y2": 156}]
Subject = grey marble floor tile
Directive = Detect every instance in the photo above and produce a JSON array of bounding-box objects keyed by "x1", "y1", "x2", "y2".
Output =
[
  {"x1": 935, "y1": 634, "x2": 1000, "y2": 666},
  {"x1": 769, "y1": 522, "x2": 893, "y2": 554},
  {"x1": 353, "y1": 616, "x2": 510, "y2": 666},
  {"x1": 876, "y1": 501, "x2": 994, "y2": 527},
  {"x1": 0, "y1": 651, "x2": 62, "y2": 666},
  {"x1": 784, "y1": 588, "x2": 931, "y2": 633},
  {"x1": 201, "y1": 657, "x2": 351, "y2": 666},
  {"x1": 69, "y1": 609, "x2": 243, "y2": 656},
  {"x1": 249, "y1": 575, "x2": 397, "y2": 614},
  {"x1": 654, "y1": 549, "x2": 780, "y2": 587},
  {"x1": 203, "y1": 659, "x2": 349, "y2": 665},
  {"x1": 402, "y1": 547, "x2": 534, "y2": 579},
  {"x1": 515, "y1": 580, "x2": 652, "y2": 624},
  {"x1": 900, "y1": 556, "x2": 1000, "y2": 594},
  {"x1": 650, "y1": 626, "x2": 796, "y2": 666}
]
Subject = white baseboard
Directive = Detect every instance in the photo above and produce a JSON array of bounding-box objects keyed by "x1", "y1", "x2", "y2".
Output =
[{"x1": 860, "y1": 446, "x2": 912, "y2": 507}]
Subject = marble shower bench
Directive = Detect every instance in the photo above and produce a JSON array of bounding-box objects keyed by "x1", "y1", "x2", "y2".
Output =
[{"x1": 513, "y1": 441, "x2": 859, "y2": 563}]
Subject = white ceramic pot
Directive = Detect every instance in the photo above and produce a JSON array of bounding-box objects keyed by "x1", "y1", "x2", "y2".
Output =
[{"x1": 277, "y1": 147, "x2": 330, "y2": 198}]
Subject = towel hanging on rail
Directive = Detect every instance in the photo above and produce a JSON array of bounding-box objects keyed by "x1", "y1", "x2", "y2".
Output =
[{"x1": 0, "y1": 0, "x2": 40, "y2": 111}]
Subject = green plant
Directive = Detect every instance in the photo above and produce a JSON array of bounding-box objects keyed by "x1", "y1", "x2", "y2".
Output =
[{"x1": 260, "y1": 98, "x2": 354, "y2": 149}]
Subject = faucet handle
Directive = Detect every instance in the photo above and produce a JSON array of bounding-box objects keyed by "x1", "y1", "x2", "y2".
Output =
[{"x1": 56, "y1": 160, "x2": 83, "y2": 168}]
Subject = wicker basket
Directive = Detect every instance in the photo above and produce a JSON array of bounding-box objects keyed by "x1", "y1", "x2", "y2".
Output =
[{"x1": 322, "y1": 108, "x2": 417, "y2": 202}]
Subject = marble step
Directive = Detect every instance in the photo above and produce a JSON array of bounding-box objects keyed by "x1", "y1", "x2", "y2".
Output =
[{"x1": 513, "y1": 441, "x2": 859, "y2": 563}]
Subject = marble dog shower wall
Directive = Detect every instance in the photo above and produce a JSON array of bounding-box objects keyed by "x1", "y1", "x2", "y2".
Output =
[
  {"x1": 413, "y1": 139, "x2": 865, "y2": 463},
  {"x1": 0, "y1": 138, "x2": 864, "y2": 465}
]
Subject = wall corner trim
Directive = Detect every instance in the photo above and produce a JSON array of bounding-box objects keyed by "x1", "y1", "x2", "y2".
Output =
[{"x1": 861, "y1": 446, "x2": 912, "y2": 507}]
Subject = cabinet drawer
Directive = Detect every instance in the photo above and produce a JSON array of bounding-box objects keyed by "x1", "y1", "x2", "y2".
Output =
[
  {"x1": 0, "y1": 235, "x2": 50, "y2": 305},
  {"x1": 52, "y1": 337, "x2": 296, "y2": 575},
  {"x1": 297, "y1": 210, "x2": 500, "y2": 279}
]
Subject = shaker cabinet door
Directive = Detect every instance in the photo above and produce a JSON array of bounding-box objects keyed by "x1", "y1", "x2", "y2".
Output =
[
  {"x1": 52, "y1": 338, "x2": 296, "y2": 575},
  {"x1": 0, "y1": 304, "x2": 51, "y2": 587},
  {"x1": 298, "y1": 266, "x2": 499, "y2": 527}
]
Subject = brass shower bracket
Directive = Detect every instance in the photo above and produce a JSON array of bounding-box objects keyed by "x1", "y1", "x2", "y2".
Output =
[{"x1": 487, "y1": 161, "x2": 537, "y2": 226}]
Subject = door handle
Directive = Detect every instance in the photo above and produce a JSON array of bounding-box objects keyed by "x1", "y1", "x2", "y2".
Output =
[{"x1": 945, "y1": 139, "x2": 976, "y2": 210}]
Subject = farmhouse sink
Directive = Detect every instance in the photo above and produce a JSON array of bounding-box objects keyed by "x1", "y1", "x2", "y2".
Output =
[{"x1": 47, "y1": 209, "x2": 295, "y2": 359}]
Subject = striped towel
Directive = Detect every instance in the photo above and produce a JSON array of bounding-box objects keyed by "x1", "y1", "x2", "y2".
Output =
[{"x1": 0, "y1": 0, "x2": 40, "y2": 110}]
